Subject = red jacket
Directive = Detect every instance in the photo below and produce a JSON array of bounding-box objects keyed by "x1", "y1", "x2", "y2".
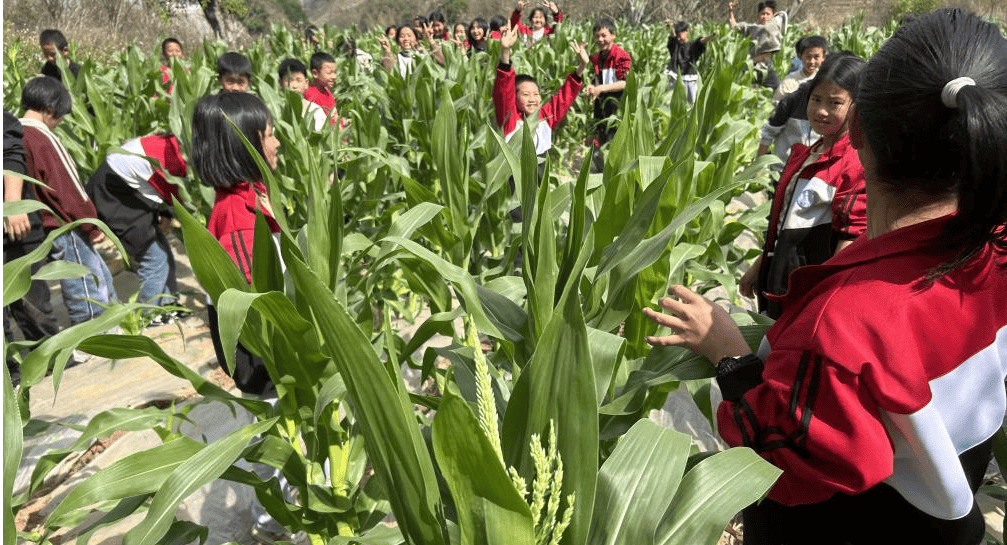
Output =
[
  {"x1": 492, "y1": 63, "x2": 582, "y2": 154},
  {"x1": 589, "y1": 43, "x2": 632, "y2": 87},
  {"x1": 718, "y1": 215, "x2": 1007, "y2": 526},
  {"x1": 304, "y1": 85, "x2": 337, "y2": 126},
  {"x1": 759, "y1": 133, "x2": 866, "y2": 303},
  {"x1": 207, "y1": 181, "x2": 280, "y2": 284},
  {"x1": 20, "y1": 117, "x2": 99, "y2": 238},
  {"x1": 510, "y1": 9, "x2": 564, "y2": 38}
]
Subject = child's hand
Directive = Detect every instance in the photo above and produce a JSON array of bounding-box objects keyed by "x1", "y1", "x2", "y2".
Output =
[
  {"x1": 517, "y1": 0, "x2": 526, "y2": 10},
  {"x1": 584, "y1": 84, "x2": 601, "y2": 98},
  {"x1": 727, "y1": 1, "x2": 738, "y2": 11},
  {"x1": 424, "y1": 22, "x2": 436, "y2": 42},
  {"x1": 545, "y1": 1, "x2": 559, "y2": 13},
  {"x1": 500, "y1": 25, "x2": 519, "y2": 50},
  {"x1": 378, "y1": 35, "x2": 392, "y2": 52},
  {"x1": 572, "y1": 41, "x2": 589, "y2": 75}
]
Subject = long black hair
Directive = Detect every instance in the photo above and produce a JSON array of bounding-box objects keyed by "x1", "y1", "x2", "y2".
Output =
[
  {"x1": 191, "y1": 93, "x2": 272, "y2": 188},
  {"x1": 856, "y1": 8, "x2": 1007, "y2": 272}
]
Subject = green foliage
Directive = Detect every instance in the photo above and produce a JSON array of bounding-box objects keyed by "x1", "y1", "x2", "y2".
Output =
[{"x1": 889, "y1": 0, "x2": 941, "y2": 21}]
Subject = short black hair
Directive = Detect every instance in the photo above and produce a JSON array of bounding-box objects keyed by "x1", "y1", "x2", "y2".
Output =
[
  {"x1": 191, "y1": 92, "x2": 273, "y2": 188},
  {"x1": 515, "y1": 74, "x2": 538, "y2": 89},
  {"x1": 489, "y1": 15, "x2": 507, "y2": 32},
  {"x1": 673, "y1": 21, "x2": 689, "y2": 35},
  {"x1": 809, "y1": 52, "x2": 864, "y2": 102},
  {"x1": 797, "y1": 35, "x2": 828, "y2": 56},
  {"x1": 310, "y1": 51, "x2": 336, "y2": 73},
  {"x1": 278, "y1": 58, "x2": 307, "y2": 81},
  {"x1": 305, "y1": 25, "x2": 320, "y2": 42},
  {"x1": 593, "y1": 18, "x2": 616, "y2": 34},
  {"x1": 161, "y1": 37, "x2": 182, "y2": 58},
  {"x1": 217, "y1": 52, "x2": 252, "y2": 79},
  {"x1": 39, "y1": 29, "x2": 68, "y2": 51},
  {"x1": 757, "y1": 0, "x2": 777, "y2": 12},
  {"x1": 413, "y1": 15, "x2": 428, "y2": 25},
  {"x1": 21, "y1": 76, "x2": 72, "y2": 118},
  {"x1": 428, "y1": 10, "x2": 445, "y2": 23}
]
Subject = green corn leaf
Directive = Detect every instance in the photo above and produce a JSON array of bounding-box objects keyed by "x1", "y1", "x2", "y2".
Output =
[
  {"x1": 432, "y1": 386, "x2": 536, "y2": 545},
  {"x1": 4, "y1": 361, "x2": 23, "y2": 545},
  {"x1": 122, "y1": 418, "x2": 277, "y2": 545}
]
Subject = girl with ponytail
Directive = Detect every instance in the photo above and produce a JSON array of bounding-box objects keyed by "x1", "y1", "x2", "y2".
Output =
[{"x1": 644, "y1": 9, "x2": 1007, "y2": 544}]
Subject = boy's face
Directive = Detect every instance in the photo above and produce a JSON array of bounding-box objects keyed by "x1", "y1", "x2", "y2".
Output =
[
  {"x1": 594, "y1": 27, "x2": 615, "y2": 52},
  {"x1": 163, "y1": 42, "x2": 183, "y2": 60},
  {"x1": 515, "y1": 81, "x2": 541, "y2": 116},
  {"x1": 801, "y1": 47, "x2": 825, "y2": 77},
  {"x1": 41, "y1": 42, "x2": 63, "y2": 62},
  {"x1": 220, "y1": 74, "x2": 250, "y2": 92},
  {"x1": 312, "y1": 61, "x2": 337, "y2": 90},
  {"x1": 676, "y1": 30, "x2": 689, "y2": 44},
  {"x1": 757, "y1": 7, "x2": 775, "y2": 23},
  {"x1": 281, "y1": 72, "x2": 309, "y2": 94},
  {"x1": 431, "y1": 20, "x2": 445, "y2": 36}
]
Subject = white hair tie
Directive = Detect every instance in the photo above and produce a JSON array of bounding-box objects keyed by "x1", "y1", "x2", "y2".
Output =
[{"x1": 941, "y1": 76, "x2": 976, "y2": 109}]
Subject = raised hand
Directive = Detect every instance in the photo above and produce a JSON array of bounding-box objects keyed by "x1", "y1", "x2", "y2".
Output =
[
  {"x1": 517, "y1": 0, "x2": 526, "y2": 10},
  {"x1": 545, "y1": 1, "x2": 559, "y2": 13},
  {"x1": 500, "y1": 24, "x2": 519, "y2": 49},
  {"x1": 571, "y1": 41, "x2": 589, "y2": 76},
  {"x1": 378, "y1": 35, "x2": 392, "y2": 52}
]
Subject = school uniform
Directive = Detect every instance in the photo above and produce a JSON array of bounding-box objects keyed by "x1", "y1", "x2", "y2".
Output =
[
  {"x1": 589, "y1": 43, "x2": 632, "y2": 146},
  {"x1": 720, "y1": 214, "x2": 1007, "y2": 545},
  {"x1": 304, "y1": 85, "x2": 338, "y2": 126},
  {"x1": 756, "y1": 133, "x2": 866, "y2": 318},
  {"x1": 21, "y1": 116, "x2": 117, "y2": 325},
  {"x1": 86, "y1": 135, "x2": 186, "y2": 306},
  {"x1": 760, "y1": 80, "x2": 818, "y2": 175},
  {"x1": 493, "y1": 62, "x2": 582, "y2": 155},
  {"x1": 510, "y1": 9, "x2": 564, "y2": 44},
  {"x1": 666, "y1": 37, "x2": 706, "y2": 104}
]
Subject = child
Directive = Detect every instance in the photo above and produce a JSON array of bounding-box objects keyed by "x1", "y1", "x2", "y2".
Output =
[
  {"x1": 645, "y1": 11, "x2": 1007, "y2": 544},
  {"x1": 665, "y1": 21, "x2": 713, "y2": 104},
  {"x1": 85, "y1": 134, "x2": 187, "y2": 323},
  {"x1": 428, "y1": 11, "x2": 449, "y2": 40},
  {"x1": 217, "y1": 52, "x2": 252, "y2": 93},
  {"x1": 493, "y1": 25, "x2": 588, "y2": 155},
  {"x1": 452, "y1": 23, "x2": 469, "y2": 48},
  {"x1": 304, "y1": 51, "x2": 338, "y2": 125},
  {"x1": 773, "y1": 35, "x2": 826, "y2": 103},
  {"x1": 587, "y1": 18, "x2": 632, "y2": 157},
  {"x1": 728, "y1": 0, "x2": 787, "y2": 91},
  {"x1": 379, "y1": 24, "x2": 445, "y2": 76},
  {"x1": 384, "y1": 24, "x2": 397, "y2": 43},
  {"x1": 758, "y1": 78, "x2": 818, "y2": 180},
  {"x1": 19, "y1": 76, "x2": 117, "y2": 325},
  {"x1": 39, "y1": 29, "x2": 80, "y2": 81},
  {"x1": 740, "y1": 53, "x2": 867, "y2": 319},
  {"x1": 468, "y1": 18, "x2": 489, "y2": 52},
  {"x1": 278, "y1": 58, "x2": 327, "y2": 131},
  {"x1": 412, "y1": 15, "x2": 428, "y2": 41},
  {"x1": 160, "y1": 37, "x2": 183, "y2": 86},
  {"x1": 489, "y1": 15, "x2": 508, "y2": 40},
  {"x1": 510, "y1": 0, "x2": 564, "y2": 45}
]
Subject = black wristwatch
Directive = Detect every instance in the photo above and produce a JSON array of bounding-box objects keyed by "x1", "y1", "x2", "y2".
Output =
[{"x1": 717, "y1": 353, "x2": 762, "y2": 376}]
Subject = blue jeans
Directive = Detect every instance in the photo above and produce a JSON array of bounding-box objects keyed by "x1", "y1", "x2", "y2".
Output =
[
  {"x1": 135, "y1": 232, "x2": 177, "y2": 306},
  {"x1": 48, "y1": 229, "x2": 118, "y2": 325}
]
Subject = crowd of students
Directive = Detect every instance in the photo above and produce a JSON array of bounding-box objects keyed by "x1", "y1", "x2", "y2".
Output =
[{"x1": 4, "y1": 7, "x2": 1007, "y2": 545}]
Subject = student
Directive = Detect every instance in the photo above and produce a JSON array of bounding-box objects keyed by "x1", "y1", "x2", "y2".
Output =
[
  {"x1": 160, "y1": 37, "x2": 183, "y2": 86},
  {"x1": 758, "y1": 78, "x2": 818, "y2": 180},
  {"x1": 493, "y1": 25, "x2": 588, "y2": 155},
  {"x1": 489, "y1": 15, "x2": 508, "y2": 40},
  {"x1": 85, "y1": 134, "x2": 187, "y2": 323},
  {"x1": 665, "y1": 21, "x2": 713, "y2": 104},
  {"x1": 412, "y1": 15, "x2": 428, "y2": 41},
  {"x1": 773, "y1": 35, "x2": 826, "y2": 104},
  {"x1": 384, "y1": 24, "x2": 397, "y2": 43},
  {"x1": 644, "y1": 10, "x2": 1007, "y2": 544},
  {"x1": 190, "y1": 92, "x2": 280, "y2": 387},
  {"x1": 468, "y1": 18, "x2": 490, "y2": 52},
  {"x1": 217, "y1": 52, "x2": 252, "y2": 93},
  {"x1": 452, "y1": 23, "x2": 469, "y2": 48},
  {"x1": 510, "y1": 0, "x2": 564, "y2": 45},
  {"x1": 378, "y1": 23, "x2": 445, "y2": 77},
  {"x1": 428, "y1": 11, "x2": 449, "y2": 40},
  {"x1": 728, "y1": 0, "x2": 787, "y2": 91},
  {"x1": 740, "y1": 53, "x2": 867, "y2": 319},
  {"x1": 278, "y1": 58, "x2": 327, "y2": 131},
  {"x1": 19, "y1": 76, "x2": 117, "y2": 326},
  {"x1": 4, "y1": 111, "x2": 59, "y2": 378},
  {"x1": 305, "y1": 24, "x2": 321, "y2": 49},
  {"x1": 39, "y1": 29, "x2": 80, "y2": 81},
  {"x1": 586, "y1": 18, "x2": 631, "y2": 160},
  {"x1": 304, "y1": 51, "x2": 339, "y2": 125}
]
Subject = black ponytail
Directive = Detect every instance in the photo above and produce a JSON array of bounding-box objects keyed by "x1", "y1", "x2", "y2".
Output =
[{"x1": 857, "y1": 8, "x2": 1007, "y2": 273}]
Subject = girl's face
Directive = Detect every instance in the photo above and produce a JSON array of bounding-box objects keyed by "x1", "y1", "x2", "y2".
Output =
[
  {"x1": 808, "y1": 80, "x2": 853, "y2": 139},
  {"x1": 163, "y1": 42, "x2": 183, "y2": 60},
  {"x1": 398, "y1": 27, "x2": 417, "y2": 50},
  {"x1": 530, "y1": 9, "x2": 547, "y2": 30},
  {"x1": 470, "y1": 24, "x2": 485, "y2": 41},
  {"x1": 431, "y1": 20, "x2": 446, "y2": 37},
  {"x1": 261, "y1": 121, "x2": 280, "y2": 171},
  {"x1": 386, "y1": 27, "x2": 397, "y2": 40},
  {"x1": 757, "y1": 7, "x2": 774, "y2": 24},
  {"x1": 454, "y1": 24, "x2": 467, "y2": 41}
]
